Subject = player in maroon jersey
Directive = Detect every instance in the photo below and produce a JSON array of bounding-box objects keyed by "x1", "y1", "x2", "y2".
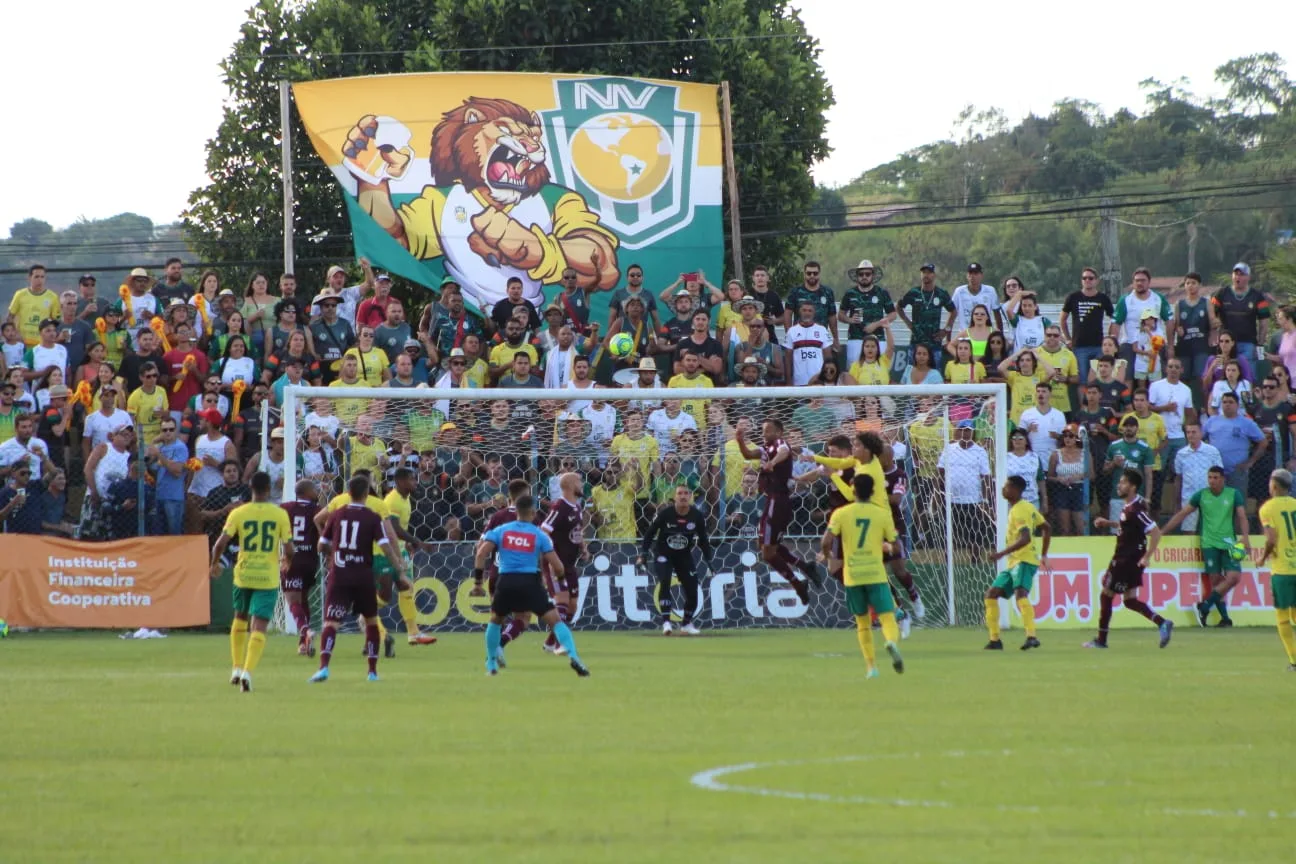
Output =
[
  {"x1": 1085, "y1": 467, "x2": 1175, "y2": 649},
  {"x1": 280, "y1": 479, "x2": 322, "y2": 657},
  {"x1": 735, "y1": 417, "x2": 821, "y2": 603},
  {"x1": 881, "y1": 443, "x2": 925, "y2": 620},
  {"x1": 539, "y1": 472, "x2": 588, "y2": 654},
  {"x1": 310, "y1": 476, "x2": 407, "y2": 683},
  {"x1": 474, "y1": 478, "x2": 534, "y2": 651}
]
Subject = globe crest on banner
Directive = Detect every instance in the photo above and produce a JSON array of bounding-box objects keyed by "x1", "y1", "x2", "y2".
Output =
[{"x1": 541, "y1": 77, "x2": 703, "y2": 250}]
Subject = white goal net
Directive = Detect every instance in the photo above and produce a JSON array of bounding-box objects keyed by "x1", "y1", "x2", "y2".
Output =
[{"x1": 274, "y1": 383, "x2": 1008, "y2": 634}]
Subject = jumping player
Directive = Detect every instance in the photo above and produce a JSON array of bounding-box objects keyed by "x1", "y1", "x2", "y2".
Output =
[
  {"x1": 311, "y1": 475, "x2": 406, "y2": 682},
  {"x1": 474, "y1": 494, "x2": 590, "y2": 677},
  {"x1": 539, "y1": 471, "x2": 588, "y2": 654},
  {"x1": 210, "y1": 471, "x2": 295, "y2": 692},
  {"x1": 472, "y1": 478, "x2": 535, "y2": 654},
  {"x1": 1085, "y1": 467, "x2": 1175, "y2": 649},
  {"x1": 640, "y1": 484, "x2": 714, "y2": 635},
  {"x1": 1161, "y1": 465, "x2": 1251, "y2": 627},
  {"x1": 822, "y1": 473, "x2": 904, "y2": 677},
  {"x1": 382, "y1": 467, "x2": 439, "y2": 646},
  {"x1": 281, "y1": 479, "x2": 322, "y2": 656},
  {"x1": 735, "y1": 417, "x2": 822, "y2": 602},
  {"x1": 1258, "y1": 469, "x2": 1296, "y2": 670},
  {"x1": 981, "y1": 475, "x2": 1049, "y2": 651},
  {"x1": 880, "y1": 441, "x2": 926, "y2": 620}
]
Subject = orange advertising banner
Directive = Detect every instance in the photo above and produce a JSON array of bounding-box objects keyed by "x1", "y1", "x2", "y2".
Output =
[{"x1": 0, "y1": 535, "x2": 211, "y2": 629}]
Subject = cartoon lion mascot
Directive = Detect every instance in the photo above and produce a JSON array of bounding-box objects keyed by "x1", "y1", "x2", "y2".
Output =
[{"x1": 343, "y1": 98, "x2": 620, "y2": 310}]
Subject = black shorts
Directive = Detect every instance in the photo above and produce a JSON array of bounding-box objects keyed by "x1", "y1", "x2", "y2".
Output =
[
  {"x1": 653, "y1": 552, "x2": 696, "y2": 583},
  {"x1": 1103, "y1": 560, "x2": 1144, "y2": 594},
  {"x1": 281, "y1": 557, "x2": 319, "y2": 593},
  {"x1": 492, "y1": 572, "x2": 555, "y2": 618},
  {"x1": 324, "y1": 578, "x2": 378, "y2": 621}
]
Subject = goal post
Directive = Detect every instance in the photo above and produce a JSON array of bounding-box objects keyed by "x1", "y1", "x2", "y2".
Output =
[{"x1": 278, "y1": 383, "x2": 1008, "y2": 633}]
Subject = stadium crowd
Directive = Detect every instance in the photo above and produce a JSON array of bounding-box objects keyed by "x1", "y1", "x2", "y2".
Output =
[{"x1": 0, "y1": 255, "x2": 1285, "y2": 548}]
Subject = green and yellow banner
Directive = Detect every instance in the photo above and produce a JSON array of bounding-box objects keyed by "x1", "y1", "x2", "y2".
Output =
[{"x1": 294, "y1": 73, "x2": 724, "y2": 319}]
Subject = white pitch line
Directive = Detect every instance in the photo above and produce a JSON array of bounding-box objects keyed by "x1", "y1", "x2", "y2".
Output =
[{"x1": 690, "y1": 753, "x2": 1295, "y2": 820}]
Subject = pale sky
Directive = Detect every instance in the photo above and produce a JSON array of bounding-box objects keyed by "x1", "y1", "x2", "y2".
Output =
[{"x1": 4, "y1": 0, "x2": 1295, "y2": 235}]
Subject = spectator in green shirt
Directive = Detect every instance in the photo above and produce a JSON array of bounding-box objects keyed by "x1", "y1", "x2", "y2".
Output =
[
  {"x1": 897, "y1": 263, "x2": 954, "y2": 370},
  {"x1": 1102, "y1": 416, "x2": 1155, "y2": 528}
]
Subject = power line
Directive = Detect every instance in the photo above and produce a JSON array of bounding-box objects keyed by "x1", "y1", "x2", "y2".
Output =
[{"x1": 261, "y1": 32, "x2": 802, "y2": 60}]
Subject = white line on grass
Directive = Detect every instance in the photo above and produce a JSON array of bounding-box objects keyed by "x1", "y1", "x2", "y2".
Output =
[{"x1": 690, "y1": 752, "x2": 1296, "y2": 820}]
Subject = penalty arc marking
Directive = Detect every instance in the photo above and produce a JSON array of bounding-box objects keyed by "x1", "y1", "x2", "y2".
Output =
[{"x1": 689, "y1": 751, "x2": 1296, "y2": 820}]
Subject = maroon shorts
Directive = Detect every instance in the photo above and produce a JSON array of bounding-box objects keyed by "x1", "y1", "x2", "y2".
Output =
[
  {"x1": 324, "y1": 577, "x2": 378, "y2": 621},
  {"x1": 883, "y1": 536, "x2": 909, "y2": 564},
  {"x1": 543, "y1": 557, "x2": 579, "y2": 598},
  {"x1": 1103, "y1": 559, "x2": 1144, "y2": 594},
  {"x1": 759, "y1": 495, "x2": 793, "y2": 546},
  {"x1": 281, "y1": 557, "x2": 319, "y2": 593}
]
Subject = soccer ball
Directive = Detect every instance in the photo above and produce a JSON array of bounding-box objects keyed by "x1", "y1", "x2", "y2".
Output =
[
  {"x1": 1229, "y1": 541, "x2": 1247, "y2": 562},
  {"x1": 0, "y1": 618, "x2": 7, "y2": 639},
  {"x1": 609, "y1": 333, "x2": 635, "y2": 357}
]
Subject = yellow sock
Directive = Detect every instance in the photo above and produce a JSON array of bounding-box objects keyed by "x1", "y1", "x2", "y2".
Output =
[
  {"x1": 397, "y1": 588, "x2": 418, "y2": 637},
  {"x1": 243, "y1": 631, "x2": 266, "y2": 674},
  {"x1": 230, "y1": 618, "x2": 249, "y2": 669},
  {"x1": 376, "y1": 611, "x2": 387, "y2": 642},
  {"x1": 879, "y1": 611, "x2": 900, "y2": 645},
  {"x1": 984, "y1": 598, "x2": 1001, "y2": 641},
  {"x1": 1277, "y1": 610, "x2": 1296, "y2": 664},
  {"x1": 854, "y1": 615, "x2": 876, "y2": 666},
  {"x1": 1017, "y1": 596, "x2": 1037, "y2": 638}
]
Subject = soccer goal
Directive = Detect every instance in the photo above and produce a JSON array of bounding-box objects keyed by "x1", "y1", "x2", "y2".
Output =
[{"x1": 275, "y1": 383, "x2": 1008, "y2": 635}]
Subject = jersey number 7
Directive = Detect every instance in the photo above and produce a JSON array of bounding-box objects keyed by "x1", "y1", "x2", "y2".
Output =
[{"x1": 854, "y1": 518, "x2": 871, "y2": 548}]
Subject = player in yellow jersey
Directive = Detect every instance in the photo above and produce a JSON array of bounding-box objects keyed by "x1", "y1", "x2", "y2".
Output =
[
  {"x1": 822, "y1": 473, "x2": 904, "y2": 678},
  {"x1": 383, "y1": 467, "x2": 438, "y2": 647},
  {"x1": 810, "y1": 430, "x2": 888, "y2": 509},
  {"x1": 981, "y1": 475, "x2": 1050, "y2": 652},
  {"x1": 1258, "y1": 469, "x2": 1296, "y2": 671},
  {"x1": 210, "y1": 471, "x2": 295, "y2": 692}
]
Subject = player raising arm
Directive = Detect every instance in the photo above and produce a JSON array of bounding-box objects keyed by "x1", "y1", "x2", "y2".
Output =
[
  {"x1": 822, "y1": 473, "x2": 904, "y2": 677},
  {"x1": 475, "y1": 494, "x2": 589, "y2": 677},
  {"x1": 1086, "y1": 467, "x2": 1174, "y2": 650},
  {"x1": 736, "y1": 417, "x2": 822, "y2": 603},
  {"x1": 1258, "y1": 469, "x2": 1296, "y2": 670},
  {"x1": 311, "y1": 475, "x2": 407, "y2": 683},
  {"x1": 539, "y1": 472, "x2": 588, "y2": 655},
  {"x1": 280, "y1": 479, "x2": 322, "y2": 657},
  {"x1": 210, "y1": 471, "x2": 295, "y2": 692},
  {"x1": 383, "y1": 467, "x2": 438, "y2": 646},
  {"x1": 980, "y1": 475, "x2": 1049, "y2": 651},
  {"x1": 640, "y1": 484, "x2": 714, "y2": 636}
]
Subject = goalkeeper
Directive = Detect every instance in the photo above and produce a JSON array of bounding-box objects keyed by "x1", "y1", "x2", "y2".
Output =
[{"x1": 639, "y1": 485, "x2": 713, "y2": 636}]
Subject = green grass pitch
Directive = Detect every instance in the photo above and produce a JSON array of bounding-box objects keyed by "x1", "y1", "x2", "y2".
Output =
[{"x1": 3, "y1": 627, "x2": 1293, "y2": 862}]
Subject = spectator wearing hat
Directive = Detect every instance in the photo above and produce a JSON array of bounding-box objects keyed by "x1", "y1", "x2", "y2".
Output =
[
  {"x1": 0, "y1": 461, "x2": 47, "y2": 534},
  {"x1": 1110, "y1": 267, "x2": 1171, "y2": 377},
  {"x1": 712, "y1": 278, "x2": 748, "y2": 336},
  {"x1": 949, "y1": 262, "x2": 1004, "y2": 335},
  {"x1": 607, "y1": 263, "x2": 662, "y2": 335},
  {"x1": 731, "y1": 315, "x2": 782, "y2": 386},
  {"x1": 783, "y1": 261, "x2": 837, "y2": 339},
  {"x1": 151, "y1": 258, "x2": 194, "y2": 308},
  {"x1": 189, "y1": 408, "x2": 238, "y2": 527},
  {"x1": 21, "y1": 318, "x2": 69, "y2": 386},
  {"x1": 147, "y1": 415, "x2": 190, "y2": 535},
  {"x1": 270, "y1": 355, "x2": 309, "y2": 408},
  {"x1": 898, "y1": 263, "x2": 955, "y2": 370},
  {"x1": 81, "y1": 381, "x2": 133, "y2": 460},
  {"x1": 622, "y1": 357, "x2": 665, "y2": 412},
  {"x1": 163, "y1": 324, "x2": 211, "y2": 424},
  {"x1": 719, "y1": 292, "x2": 763, "y2": 360},
  {"x1": 312, "y1": 260, "x2": 370, "y2": 326},
  {"x1": 1102, "y1": 416, "x2": 1156, "y2": 528},
  {"x1": 38, "y1": 384, "x2": 76, "y2": 473},
  {"x1": 535, "y1": 303, "x2": 569, "y2": 354},
  {"x1": 308, "y1": 287, "x2": 357, "y2": 384},
  {"x1": 1062, "y1": 266, "x2": 1117, "y2": 392},
  {"x1": 1211, "y1": 262, "x2": 1270, "y2": 364},
  {"x1": 75, "y1": 273, "x2": 110, "y2": 322},
  {"x1": 356, "y1": 270, "x2": 399, "y2": 331},
  {"x1": 658, "y1": 270, "x2": 723, "y2": 320},
  {"x1": 116, "y1": 267, "x2": 162, "y2": 343},
  {"x1": 839, "y1": 259, "x2": 897, "y2": 368},
  {"x1": 161, "y1": 297, "x2": 196, "y2": 349},
  {"x1": 7, "y1": 264, "x2": 60, "y2": 348},
  {"x1": 209, "y1": 288, "x2": 240, "y2": 337},
  {"x1": 55, "y1": 291, "x2": 95, "y2": 374},
  {"x1": 489, "y1": 275, "x2": 542, "y2": 334},
  {"x1": 936, "y1": 419, "x2": 995, "y2": 553},
  {"x1": 654, "y1": 289, "x2": 698, "y2": 361}
]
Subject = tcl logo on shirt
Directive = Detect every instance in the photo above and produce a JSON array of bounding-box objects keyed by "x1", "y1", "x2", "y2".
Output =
[{"x1": 502, "y1": 530, "x2": 536, "y2": 552}]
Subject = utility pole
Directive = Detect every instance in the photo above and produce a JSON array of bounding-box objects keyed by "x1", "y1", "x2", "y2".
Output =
[{"x1": 1099, "y1": 198, "x2": 1123, "y2": 298}]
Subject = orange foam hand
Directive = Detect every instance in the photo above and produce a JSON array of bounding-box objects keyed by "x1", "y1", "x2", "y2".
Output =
[
  {"x1": 94, "y1": 317, "x2": 107, "y2": 337},
  {"x1": 118, "y1": 285, "x2": 134, "y2": 325},
  {"x1": 149, "y1": 316, "x2": 172, "y2": 353},
  {"x1": 172, "y1": 356, "x2": 197, "y2": 392},
  {"x1": 231, "y1": 379, "x2": 247, "y2": 418},
  {"x1": 71, "y1": 380, "x2": 93, "y2": 408},
  {"x1": 185, "y1": 457, "x2": 203, "y2": 473},
  {"x1": 193, "y1": 294, "x2": 210, "y2": 329}
]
